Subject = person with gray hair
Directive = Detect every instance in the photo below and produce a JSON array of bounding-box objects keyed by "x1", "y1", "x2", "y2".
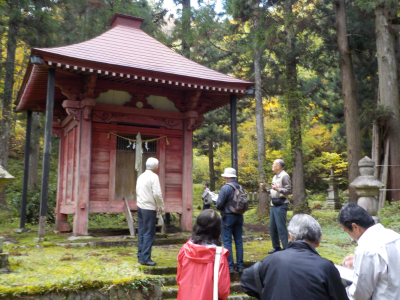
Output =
[
  {"x1": 241, "y1": 214, "x2": 348, "y2": 300},
  {"x1": 136, "y1": 157, "x2": 164, "y2": 266},
  {"x1": 287, "y1": 214, "x2": 322, "y2": 244}
]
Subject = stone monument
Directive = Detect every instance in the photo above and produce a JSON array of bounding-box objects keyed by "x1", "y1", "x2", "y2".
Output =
[
  {"x1": 350, "y1": 157, "x2": 384, "y2": 221},
  {"x1": 323, "y1": 169, "x2": 342, "y2": 209}
]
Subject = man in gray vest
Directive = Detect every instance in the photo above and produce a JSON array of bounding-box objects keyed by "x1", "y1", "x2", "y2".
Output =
[{"x1": 260, "y1": 159, "x2": 292, "y2": 254}]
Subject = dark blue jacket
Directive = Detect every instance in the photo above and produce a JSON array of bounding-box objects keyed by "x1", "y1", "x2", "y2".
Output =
[
  {"x1": 241, "y1": 241, "x2": 348, "y2": 300},
  {"x1": 216, "y1": 180, "x2": 245, "y2": 215}
]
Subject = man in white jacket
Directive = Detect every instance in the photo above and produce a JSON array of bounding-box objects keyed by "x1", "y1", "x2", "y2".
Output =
[
  {"x1": 338, "y1": 203, "x2": 400, "y2": 300},
  {"x1": 136, "y1": 157, "x2": 164, "y2": 266}
]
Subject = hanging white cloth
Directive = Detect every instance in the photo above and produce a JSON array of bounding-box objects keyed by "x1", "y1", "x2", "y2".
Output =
[{"x1": 135, "y1": 132, "x2": 142, "y2": 177}]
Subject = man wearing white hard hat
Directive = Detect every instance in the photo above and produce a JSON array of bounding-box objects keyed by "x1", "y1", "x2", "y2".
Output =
[{"x1": 216, "y1": 167, "x2": 245, "y2": 274}]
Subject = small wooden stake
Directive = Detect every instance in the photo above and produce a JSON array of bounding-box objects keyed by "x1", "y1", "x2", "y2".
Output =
[{"x1": 124, "y1": 197, "x2": 135, "y2": 237}]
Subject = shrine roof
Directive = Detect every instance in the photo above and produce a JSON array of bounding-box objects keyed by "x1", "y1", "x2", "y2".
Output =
[
  {"x1": 35, "y1": 16, "x2": 250, "y2": 85},
  {"x1": 16, "y1": 13, "x2": 253, "y2": 113}
]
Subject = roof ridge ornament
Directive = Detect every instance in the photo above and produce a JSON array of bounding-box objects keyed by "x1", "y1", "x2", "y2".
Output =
[{"x1": 109, "y1": 13, "x2": 144, "y2": 29}]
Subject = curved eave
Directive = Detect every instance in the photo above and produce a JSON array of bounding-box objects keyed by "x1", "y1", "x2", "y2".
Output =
[{"x1": 16, "y1": 55, "x2": 253, "y2": 113}]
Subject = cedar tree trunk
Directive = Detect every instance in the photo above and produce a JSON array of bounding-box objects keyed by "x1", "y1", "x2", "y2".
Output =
[
  {"x1": 181, "y1": 0, "x2": 191, "y2": 58},
  {"x1": 28, "y1": 113, "x2": 42, "y2": 190},
  {"x1": 284, "y1": 0, "x2": 307, "y2": 210},
  {"x1": 375, "y1": 4, "x2": 400, "y2": 202},
  {"x1": 0, "y1": 17, "x2": 18, "y2": 205},
  {"x1": 334, "y1": 0, "x2": 363, "y2": 203}
]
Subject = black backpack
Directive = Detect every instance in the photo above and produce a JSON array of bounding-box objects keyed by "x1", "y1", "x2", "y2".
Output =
[{"x1": 225, "y1": 183, "x2": 249, "y2": 214}]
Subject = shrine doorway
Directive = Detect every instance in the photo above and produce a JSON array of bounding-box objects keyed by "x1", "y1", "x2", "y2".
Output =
[{"x1": 114, "y1": 134, "x2": 157, "y2": 201}]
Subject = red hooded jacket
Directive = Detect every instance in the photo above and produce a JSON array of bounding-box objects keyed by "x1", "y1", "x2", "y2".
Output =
[{"x1": 177, "y1": 240, "x2": 231, "y2": 300}]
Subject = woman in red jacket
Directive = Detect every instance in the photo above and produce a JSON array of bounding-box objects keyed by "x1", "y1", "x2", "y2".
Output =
[{"x1": 177, "y1": 209, "x2": 231, "y2": 300}]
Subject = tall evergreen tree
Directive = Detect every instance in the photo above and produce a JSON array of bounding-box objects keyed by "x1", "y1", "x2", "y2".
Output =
[
  {"x1": 0, "y1": 1, "x2": 22, "y2": 205},
  {"x1": 193, "y1": 102, "x2": 251, "y2": 190},
  {"x1": 334, "y1": 0, "x2": 362, "y2": 203},
  {"x1": 283, "y1": 0, "x2": 307, "y2": 210},
  {"x1": 172, "y1": 0, "x2": 192, "y2": 58},
  {"x1": 225, "y1": 0, "x2": 276, "y2": 213},
  {"x1": 372, "y1": 0, "x2": 400, "y2": 202}
]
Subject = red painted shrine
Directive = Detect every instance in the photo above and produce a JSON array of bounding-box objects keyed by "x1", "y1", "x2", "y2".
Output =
[{"x1": 16, "y1": 14, "x2": 253, "y2": 236}]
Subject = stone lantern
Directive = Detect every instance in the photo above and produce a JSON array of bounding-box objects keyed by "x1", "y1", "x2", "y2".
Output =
[
  {"x1": 0, "y1": 164, "x2": 14, "y2": 191},
  {"x1": 323, "y1": 169, "x2": 342, "y2": 209},
  {"x1": 0, "y1": 165, "x2": 13, "y2": 271},
  {"x1": 350, "y1": 157, "x2": 384, "y2": 219}
]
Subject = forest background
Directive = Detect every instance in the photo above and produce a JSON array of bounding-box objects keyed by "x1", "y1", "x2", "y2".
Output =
[{"x1": 0, "y1": 0, "x2": 399, "y2": 222}]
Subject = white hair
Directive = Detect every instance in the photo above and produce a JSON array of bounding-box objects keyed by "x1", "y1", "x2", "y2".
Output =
[
  {"x1": 146, "y1": 157, "x2": 159, "y2": 170},
  {"x1": 287, "y1": 214, "x2": 322, "y2": 244}
]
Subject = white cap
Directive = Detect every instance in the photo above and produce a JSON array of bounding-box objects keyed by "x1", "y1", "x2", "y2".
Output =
[{"x1": 221, "y1": 168, "x2": 237, "y2": 178}]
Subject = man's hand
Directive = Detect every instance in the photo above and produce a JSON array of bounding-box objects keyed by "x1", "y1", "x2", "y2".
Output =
[
  {"x1": 271, "y1": 183, "x2": 279, "y2": 192},
  {"x1": 157, "y1": 206, "x2": 164, "y2": 216},
  {"x1": 260, "y1": 183, "x2": 266, "y2": 190},
  {"x1": 342, "y1": 254, "x2": 354, "y2": 269}
]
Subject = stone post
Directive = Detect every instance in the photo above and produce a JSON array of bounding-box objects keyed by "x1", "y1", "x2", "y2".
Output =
[
  {"x1": 0, "y1": 165, "x2": 13, "y2": 271},
  {"x1": 254, "y1": 192, "x2": 258, "y2": 206},
  {"x1": 323, "y1": 169, "x2": 342, "y2": 209},
  {"x1": 0, "y1": 164, "x2": 14, "y2": 191},
  {"x1": 0, "y1": 236, "x2": 8, "y2": 270},
  {"x1": 350, "y1": 157, "x2": 384, "y2": 220}
]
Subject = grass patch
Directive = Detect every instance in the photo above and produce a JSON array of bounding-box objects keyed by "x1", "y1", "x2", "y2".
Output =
[
  {"x1": 0, "y1": 245, "x2": 162, "y2": 297},
  {"x1": 378, "y1": 201, "x2": 400, "y2": 231}
]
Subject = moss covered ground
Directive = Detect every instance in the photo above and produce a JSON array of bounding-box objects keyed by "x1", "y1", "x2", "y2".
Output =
[{"x1": 1, "y1": 187, "x2": 399, "y2": 298}]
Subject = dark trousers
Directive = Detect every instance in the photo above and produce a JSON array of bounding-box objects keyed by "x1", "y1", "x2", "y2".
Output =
[
  {"x1": 137, "y1": 207, "x2": 157, "y2": 262},
  {"x1": 222, "y1": 214, "x2": 244, "y2": 269},
  {"x1": 203, "y1": 203, "x2": 211, "y2": 210},
  {"x1": 270, "y1": 203, "x2": 288, "y2": 249}
]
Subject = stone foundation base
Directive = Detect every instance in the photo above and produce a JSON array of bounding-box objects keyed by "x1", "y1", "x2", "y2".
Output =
[
  {"x1": 326, "y1": 199, "x2": 342, "y2": 210},
  {"x1": 55, "y1": 220, "x2": 71, "y2": 232}
]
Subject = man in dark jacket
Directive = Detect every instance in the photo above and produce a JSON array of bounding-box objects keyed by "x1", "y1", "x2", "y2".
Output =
[
  {"x1": 216, "y1": 167, "x2": 245, "y2": 274},
  {"x1": 241, "y1": 214, "x2": 348, "y2": 300}
]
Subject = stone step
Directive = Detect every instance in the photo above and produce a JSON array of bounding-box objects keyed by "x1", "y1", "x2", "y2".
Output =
[
  {"x1": 143, "y1": 266, "x2": 177, "y2": 275},
  {"x1": 162, "y1": 285, "x2": 178, "y2": 299},
  {"x1": 162, "y1": 283, "x2": 254, "y2": 299},
  {"x1": 228, "y1": 294, "x2": 257, "y2": 299},
  {"x1": 230, "y1": 282, "x2": 244, "y2": 294},
  {"x1": 164, "y1": 295, "x2": 255, "y2": 300},
  {"x1": 144, "y1": 261, "x2": 257, "y2": 276},
  {"x1": 161, "y1": 273, "x2": 245, "y2": 287},
  {"x1": 56, "y1": 236, "x2": 188, "y2": 248},
  {"x1": 162, "y1": 275, "x2": 177, "y2": 286}
]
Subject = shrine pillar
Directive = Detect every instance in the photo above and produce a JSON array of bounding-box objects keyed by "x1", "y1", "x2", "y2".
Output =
[
  {"x1": 181, "y1": 111, "x2": 197, "y2": 232},
  {"x1": 62, "y1": 98, "x2": 96, "y2": 236},
  {"x1": 38, "y1": 68, "x2": 55, "y2": 238},
  {"x1": 230, "y1": 93, "x2": 238, "y2": 180}
]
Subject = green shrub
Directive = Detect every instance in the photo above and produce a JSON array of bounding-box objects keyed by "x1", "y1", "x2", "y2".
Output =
[
  {"x1": 378, "y1": 201, "x2": 400, "y2": 231},
  {"x1": 307, "y1": 192, "x2": 326, "y2": 203},
  {"x1": 5, "y1": 157, "x2": 58, "y2": 224},
  {"x1": 311, "y1": 201, "x2": 323, "y2": 210},
  {"x1": 193, "y1": 183, "x2": 204, "y2": 209}
]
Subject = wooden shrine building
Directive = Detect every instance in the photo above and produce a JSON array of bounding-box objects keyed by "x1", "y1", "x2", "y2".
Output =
[{"x1": 16, "y1": 14, "x2": 253, "y2": 236}]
